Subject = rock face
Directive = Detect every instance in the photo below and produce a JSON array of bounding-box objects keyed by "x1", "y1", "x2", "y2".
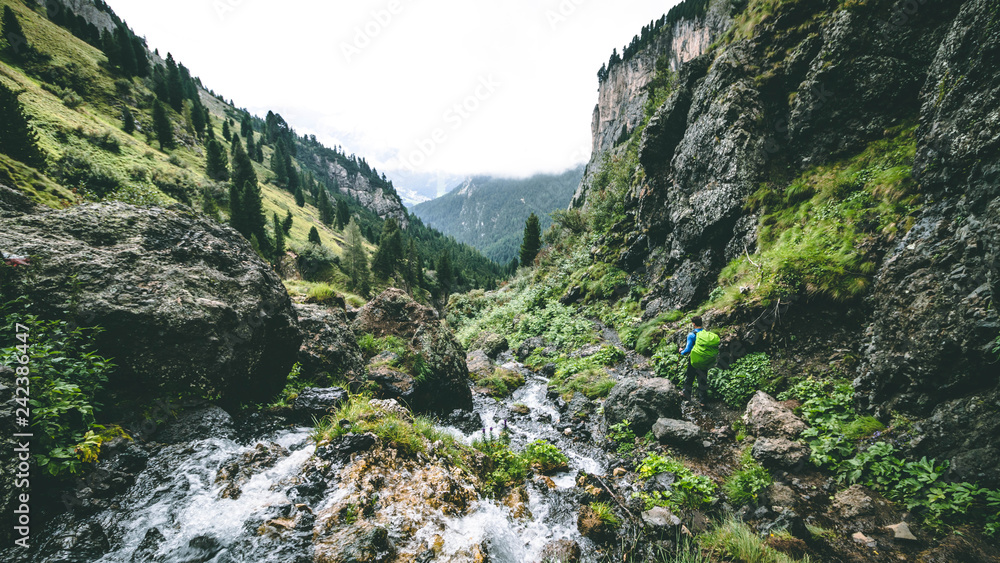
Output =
[
  {"x1": 311, "y1": 154, "x2": 409, "y2": 228},
  {"x1": 353, "y1": 289, "x2": 472, "y2": 413},
  {"x1": 295, "y1": 303, "x2": 364, "y2": 384},
  {"x1": 751, "y1": 437, "x2": 810, "y2": 470},
  {"x1": 0, "y1": 203, "x2": 301, "y2": 405},
  {"x1": 743, "y1": 392, "x2": 807, "y2": 440},
  {"x1": 604, "y1": 377, "x2": 683, "y2": 435},
  {"x1": 292, "y1": 387, "x2": 349, "y2": 419}
]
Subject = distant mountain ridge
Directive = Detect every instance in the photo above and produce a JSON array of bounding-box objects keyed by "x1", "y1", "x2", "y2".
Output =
[{"x1": 411, "y1": 166, "x2": 584, "y2": 264}]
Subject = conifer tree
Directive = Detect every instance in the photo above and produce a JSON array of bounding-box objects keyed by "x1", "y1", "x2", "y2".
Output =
[
  {"x1": 344, "y1": 219, "x2": 371, "y2": 297},
  {"x1": 165, "y1": 53, "x2": 183, "y2": 111},
  {"x1": 437, "y1": 252, "x2": 454, "y2": 301},
  {"x1": 318, "y1": 189, "x2": 333, "y2": 226},
  {"x1": 371, "y1": 218, "x2": 403, "y2": 280},
  {"x1": 152, "y1": 100, "x2": 174, "y2": 150},
  {"x1": 282, "y1": 209, "x2": 293, "y2": 234},
  {"x1": 122, "y1": 106, "x2": 135, "y2": 134},
  {"x1": 270, "y1": 141, "x2": 288, "y2": 185},
  {"x1": 245, "y1": 134, "x2": 256, "y2": 163},
  {"x1": 335, "y1": 199, "x2": 350, "y2": 230},
  {"x1": 241, "y1": 114, "x2": 253, "y2": 138},
  {"x1": 231, "y1": 138, "x2": 264, "y2": 240},
  {"x1": 228, "y1": 181, "x2": 244, "y2": 234},
  {"x1": 272, "y1": 213, "x2": 285, "y2": 266},
  {"x1": 132, "y1": 35, "x2": 150, "y2": 77},
  {"x1": 404, "y1": 239, "x2": 420, "y2": 292},
  {"x1": 519, "y1": 213, "x2": 541, "y2": 268},
  {"x1": 294, "y1": 185, "x2": 305, "y2": 207},
  {"x1": 2, "y1": 6, "x2": 29, "y2": 59},
  {"x1": 222, "y1": 119, "x2": 231, "y2": 142},
  {"x1": 205, "y1": 138, "x2": 229, "y2": 181},
  {"x1": 114, "y1": 26, "x2": 137, "y2": 76},
  {"x1": 191, "y1": 102, "x2": 206, "y2": 138},
  {"x1": 0, "y1": 81, "x2": 45, "y2": 168},
  {"x1": 230, "y1": 133, "x2": 240, "y2": 157},
  {"x1": 308, "y1": 226, "x2": 321, "y2": 245}
]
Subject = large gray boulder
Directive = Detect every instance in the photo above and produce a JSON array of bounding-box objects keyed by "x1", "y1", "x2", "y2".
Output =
[
  {"x1": 0, "y1": 203, "x2": 301, "y2": 405},
  {"x1": 652, "y1": 418, "x2": 703, "y2": 446},
  {"x1": 604, "y1": 377, "x2": 682, "y2": 435},
  {"x1": 295, "y1": 303, "x2": 364, "y2": 384},
  {"x1": 352, "y1": 289, "x2": 472, "y2": 413},
  {"x1": 743, "y1": 391, "x2": 807, "y2": 440}
]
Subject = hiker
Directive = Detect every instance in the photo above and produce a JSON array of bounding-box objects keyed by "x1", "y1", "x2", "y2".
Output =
[{"x1": 678, "y1": 316, "x2": 719, "y2": 406}]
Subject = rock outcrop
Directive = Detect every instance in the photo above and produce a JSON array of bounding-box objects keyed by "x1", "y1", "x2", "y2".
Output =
[
  {"x1": 353, "y1": 289, "x2": 472, "y2": 413},
  {"x1": 295, "y1": 303, "x2": 364, "y2": 384},
  {"x1": 604, "y1": 377, "x2": 683, "y2": 435},
  {"x1": 0, "y1": 203, "x2": 301, "y2": 405}
]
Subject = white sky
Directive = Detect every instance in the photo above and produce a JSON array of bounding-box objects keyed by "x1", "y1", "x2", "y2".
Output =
[{"x1": 104, "y1": 0, "x2": 681, "y2": 191}]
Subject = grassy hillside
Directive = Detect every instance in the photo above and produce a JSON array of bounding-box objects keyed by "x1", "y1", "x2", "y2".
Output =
[
  {"x1": 0, "y1": 0, "x2": 501, "y2": 300},
  {"x1": 411, "y1": 166, "x2": 584, "y2": 264}
]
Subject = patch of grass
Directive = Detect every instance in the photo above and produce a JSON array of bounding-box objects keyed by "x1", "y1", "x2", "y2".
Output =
[
  {"x1": 700, "y1": 516, "x2": 812, "y2": 563},
  {"x1": 589, "y1": 502, "x2": 622, "y2": 528},
  {"x1": 634, "y1": 452, "x2": 718, "y2": 510},
  {"x1": 635, "y1": 310, "x2": 685, "y2": 355},
  {"x1": 714, "y1": 125, "x2": 920, "y2": 307},
  {"x1": 523, "y1": 440, "x2": 569, "y2": 473},
  {"x1": 312, "y1": 394, "x2": 425, "y2": 456},
  {"x1": 549, "y1": 366, "x2": 615, "y2": 400},
  {"x1": 474, "y1": 367, "x2": 525, "y2": 398}
]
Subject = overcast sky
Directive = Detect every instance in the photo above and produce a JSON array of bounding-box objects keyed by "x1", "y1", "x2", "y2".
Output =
[{"x1": 104, "y1": 0, "x2": 680, "y2": 195}]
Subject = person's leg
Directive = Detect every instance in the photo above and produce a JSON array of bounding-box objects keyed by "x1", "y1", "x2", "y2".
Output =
[
  {"x1": 696, "y1": 367, "x2": 709, "y2": 403},
  {"x1": 682, "y1": 361, "x2": 695, "y2": 400}
]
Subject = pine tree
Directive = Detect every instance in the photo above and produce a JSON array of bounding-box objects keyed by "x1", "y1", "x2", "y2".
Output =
[
  {"x1": 241, "y1": 114, "x2": 253, "y2": 138},
  {"x1": 122, "y1": 106, "x2": 135, "y2": 134},
  {"x1": 371, "y1": 218, "x2": 403, "y2": 280},
  {"x1": 191, "y1": 102, "x2": 206, "y2": 138},
  {"x1": 114, "y1": 26, "x2": 137, "y2": 76},
  {"x1": 205, "y1": 139, "x2": 229, "y2": 181},
  {"x1": 245, "y1": 133, "x2": 256, "y2": 162},
  {"x1": 228, "y1": 181, "x2": 244, "y2": 234},
  {"x1": 344, "y1": 219, "x2": 371, "y2": 297},
  {"x1": 282, "y1": 210, "x2": 293, "y2": 234},
  {"x1": 165, "y1": 53, "x2": 183, "y2": 112},
  {"x1": 519, "y1": 213, "x2": 542, "y2": 268},
  {"x1": 308, "y1": 226, "x2": 321, "y2": 245},
  {"x1": 403, "y1": 239, "x2": 420, "y2": 292},
  {"x1": 132, "y1": 35, "x2": 150, "y2": 77},
  {"x1": 230, "y1": 133, "x2": 240, "y2": 157},
  {"x1": 152, "y1": 100, "x2": 174, "y2": 150},
  {"x1": 231, "y1": 138, "x2": 264, "y2": 240},
  {"x1": 437, "y1": 252, "x2": 454, "y2": 301},
  {"x1": 335, "y1": 199, "x2": 350, "y2": 231},
  {"x1": 0, "y1": 81, "x2": 45, "y2": 168},
  {"x1": 318, "y1": 189, "x2": 333, "y2": 226},
  {"x1": 294, "y1": 185, "x2": 305, "y2": 207},
  {"x1": 270, "y1": 141, "x2": 288, "y2": 185},
  {"x1": 272, "y1": 213, "x2": 285, "y2": 266},
  {"x1": 2, "y1": 6, "x2": 29, "y2": 59},
  {"x1": 222, "y1": 119, "x2": 231, "y2": 142}
]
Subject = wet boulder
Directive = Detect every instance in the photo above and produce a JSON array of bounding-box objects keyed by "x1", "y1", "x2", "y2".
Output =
[
  {"x1": 295, "y1": 303, "x2": 364, "y2": 383},
  {"x1": 652, "y1": 418, "x2": 703, "y2": 446},
  {"x1": 516, "y1": 336, "x2": 547, "y2": 360},
  {"x1": 216, "y1": 442, "x2": 290, "y2": 499},
  {"x1": 743, "y1": 392, "x2": 807, "y2": 440},
  {"x1": 0, "y1": 203, "x2": 301, "y2": 406},
  {"x1": 604, "y1": 377, "x2": 683, "y2": 435},
  {"x1": 540, "y1": 539, "x2": 582, "y2": 563},
  {"x1": 469, "y1": 331, "x2": 509, "y2": 358},
  {"x1": 353, "y1": 289, "x2": 472, "y2": 413},
  {"x1": 155, "y1": 405, "x2": 235, "y2": 443},
  {"x1": 292, "y1": 387, "x2": 348, "y2": 420}
]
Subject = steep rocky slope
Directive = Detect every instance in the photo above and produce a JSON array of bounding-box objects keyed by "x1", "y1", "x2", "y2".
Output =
[{"x1": 584, "y1": 0, "x2": 999, "y2": 487}]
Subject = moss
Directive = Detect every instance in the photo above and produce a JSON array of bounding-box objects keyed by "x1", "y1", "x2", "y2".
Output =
[{"x1": 473, "y1": 367, "x2": 525, "y2": 398}]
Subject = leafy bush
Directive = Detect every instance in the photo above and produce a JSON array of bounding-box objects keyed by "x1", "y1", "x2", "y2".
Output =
[
  {"x1": 607, "y1": 419, "x2": 636, "y2": 454},
  {"x1": 724, "y1": 447, "x2": 772, "y2": 506},
  {"x1": 549, "y1": 366, "x2": 615, "y2": 400},
  {"x1": 53, "y1": 148, "x2": 122, "y2": 198},
  {"x1": 635, "y1": 311, "x2": 683, "y2": 355},
  {"x1": 306, "y1": 283, "x2": 340, "y2": 304},
  {"x1": 635, "y1": 452, "x2": 717, "y2": 510},
  {"x1": 708, "y1": 352, "x2": 773, "y2": 408},
  {"x1": 473, "y1": 430, "x2": 529, "y2": 497},
  {"x1": 293, "y1": 241, "x2": 340, "y2": 282},
  {"x1": 1, "y1": 305, "x2": 114, "y2": 476},
  {"x1": 474, "y1": 367, "x2": 525, "y2": 398},
  {"x1": 523, "y1": 440, "x2": 569, "y2": 473}
]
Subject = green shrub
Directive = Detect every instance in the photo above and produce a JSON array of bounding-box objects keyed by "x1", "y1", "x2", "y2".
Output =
[
  {"x1": 700, "y1": 517, "x2": 811, "y2": 563},
  {"x1": 549, "y1": 366, "x2": 615, "y2": 400},
  {"x1": 306, "y1": 283, "x2": 339, "y2": 304},
  {"x1": 53, "y1": 148, "x2": 122, "y2": 198},
  {"x1": 475, "y1": 367, "x2": 525, "y2": 398},
  {"x1": 724, "y1": 447, "x2": 772, "y2": 506},
  {"x1": 473, "y1": 431, "x2": 529, "y2": 497},
  {"x1": 708, "y1": 352, "x2": 774, "y2": 408},
  {"x1": 1, "y1": 304, "x2": 114, "y2": 476},
  {"x1": 635, "y1": 453, "x2": 717, "y2": 510},
  {"x1": 608, "y1": 419, "x2": 636, "y2": 455},
  {"x1": 635, "y1": 311, "x2": 683, "y2": 355},
  {"x1": 523, "y1": 440, "x2": 569, "y2": 473}
]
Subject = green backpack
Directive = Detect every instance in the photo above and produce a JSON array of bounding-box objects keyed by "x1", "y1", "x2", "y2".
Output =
[{"x1": 690, "y1": 330, "x2": 720, "y2": 369}]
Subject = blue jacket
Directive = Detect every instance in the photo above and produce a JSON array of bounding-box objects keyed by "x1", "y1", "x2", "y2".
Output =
[{"x1": 680, "y1": 328, "x2": 703, "y2": 356}]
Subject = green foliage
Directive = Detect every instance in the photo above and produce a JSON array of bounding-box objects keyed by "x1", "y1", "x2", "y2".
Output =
[
  {"x1": 588, "y1": 146, "x2": 639, "y2": 236},
  {"x1": 635, "y1": 311, "x2": 683, "y2": 355},
  {"x1": 608, "y1": 419, "x2": 637, "y2": 455},
  {"x1": 474, "y1": 430, "x2": 529, "y2": 497},
  {"x1": 342, "y1": 219, "x2": 371, "y2": 297},
  {"x1": 781, "y1": 377, "x2": 1000, "y2": 534},
  {"x1": 151, "y1": 100, "x2": 174, "y2": 150},
  {"x1": 268, "y1": 362, "x2": 306, "y2": 409},
  {"x1": 53, "y1": 147, "x2": 122, "y2": 198},
  {"x1": 523, "y1": 440, "x2": 569, "y2": 473},
  {"x1": 205, "y1": 138, "x2": 229, "y2": 181},
  {"x1": 293, "y1": 240, "x2": 338, "y2": 282},
  {"x1": 724, "y1": 447, "x2": 772, "y2": 506},
  {"x1": 313, "y1": 394, "x2": 438, "y2": 458},
  {"x1": 708, "y1": 352, "x2": 774, "y2": 408},
  {"x1": 371, "y1": 218, "x2": 404, "y2": 280},
  {"x1": 635, "y1": 452, "x2": 718, "y2": 510},
  {"x1": 1, "y1": 304, "x2": 113, "y2": 476},
  {"x1": 307, "y1": 226, "x2": 321, "y2": 244},
  {"x1": 589, "y1": 502, "x2": 622, "y2": 528},
  {"x1": 700, "y1": 517, "x2": 811, "y2": 563}
]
